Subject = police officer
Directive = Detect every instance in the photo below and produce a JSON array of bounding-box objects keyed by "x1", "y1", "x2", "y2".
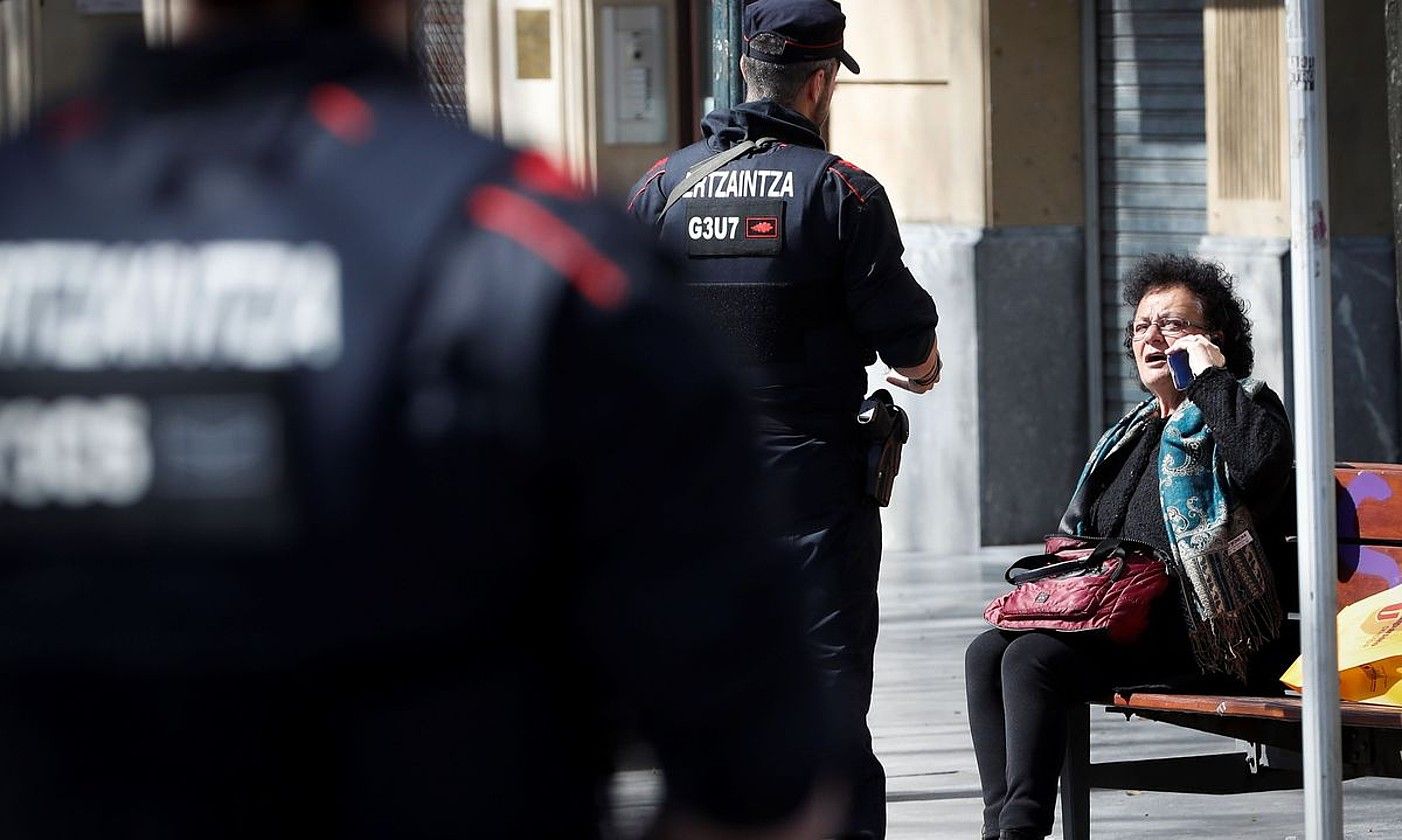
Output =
[
  {"x1": 0, "y1": 1, "x2": 837, "y2": 837},
  {"x1": 626, "y1": 1, "x2": 941, "y2": 837}
]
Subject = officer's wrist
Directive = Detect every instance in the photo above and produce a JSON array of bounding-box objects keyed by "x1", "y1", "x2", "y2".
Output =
[{"x1": 910, "y1": 357, "x2": 941, "y2": 387}]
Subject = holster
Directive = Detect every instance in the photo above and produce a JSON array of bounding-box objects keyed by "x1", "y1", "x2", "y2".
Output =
[{"x1": 857, "y1": 389, "x2": 911, "y2": 507}]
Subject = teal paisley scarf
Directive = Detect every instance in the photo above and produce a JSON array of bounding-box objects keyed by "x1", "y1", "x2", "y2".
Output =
[{"x1": 1062, "y1": 380, "x2": 1283, "y2": 681}]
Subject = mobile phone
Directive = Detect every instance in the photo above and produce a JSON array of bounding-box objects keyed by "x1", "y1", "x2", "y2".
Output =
[{"x1": 1168, "y1": 349, "x2": 1194, "y2": 390}]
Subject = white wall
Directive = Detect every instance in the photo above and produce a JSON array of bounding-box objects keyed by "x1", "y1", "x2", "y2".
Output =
[{"x1": 495, "y1": 0, "x2": 566, "y2": 159}]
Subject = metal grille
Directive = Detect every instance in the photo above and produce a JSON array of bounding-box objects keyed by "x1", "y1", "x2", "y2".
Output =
[
  {"x1": 414, "y1": 0, "x2": 467, "y2": 124},
  {"x1": 1097, "y1": 0, "x2": 1208, "y2": 421}
]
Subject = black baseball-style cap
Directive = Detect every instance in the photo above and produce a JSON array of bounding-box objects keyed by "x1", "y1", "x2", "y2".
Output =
[{"x1": 742, "y1": 0, "x2": 861, "y2": 75}]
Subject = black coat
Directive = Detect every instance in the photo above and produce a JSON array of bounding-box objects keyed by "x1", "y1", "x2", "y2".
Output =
[
  {"x1": 0, "y1": 29, "x2": 826, "y2": 835},
  {"x1": 1079, "y1": 367, "x2": 1297, "y2": 692}
]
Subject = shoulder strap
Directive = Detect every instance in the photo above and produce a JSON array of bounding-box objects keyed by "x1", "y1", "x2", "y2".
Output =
[{"x1": 657, "y1": 137, "x2": 778, "y2": 223}]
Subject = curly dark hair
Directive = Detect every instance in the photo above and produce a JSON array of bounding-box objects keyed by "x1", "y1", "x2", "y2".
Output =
[{"x1": 1121, "y1": 253, "x2": 1254, "y2": 379}]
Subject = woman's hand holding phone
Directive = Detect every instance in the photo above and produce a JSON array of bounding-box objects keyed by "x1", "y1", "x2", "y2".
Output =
[{"x1": 1166, "y1": 334, "x2": 1228, "y2": 390}]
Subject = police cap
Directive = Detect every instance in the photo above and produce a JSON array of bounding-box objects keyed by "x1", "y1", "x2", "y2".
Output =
[{"x1": 742, "y1": 0, "x2": 861, "y2": 75}]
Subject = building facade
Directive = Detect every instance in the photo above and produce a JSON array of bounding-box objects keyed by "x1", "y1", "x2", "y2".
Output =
[
  {"x1": 444, "y1": 0, "x2": 1401, "y2": 552},
  {"x1": 3, "y1": 0, "x2": 1397, "y2": 551}
]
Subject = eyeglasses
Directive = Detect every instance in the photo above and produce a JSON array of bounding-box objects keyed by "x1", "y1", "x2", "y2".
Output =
[{"x1": 1128, "y1": 316, "x2": 1209, "y2": 341}]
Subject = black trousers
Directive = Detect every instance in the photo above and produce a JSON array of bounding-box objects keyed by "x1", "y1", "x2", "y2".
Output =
[
  {"x1": 788, "y1": 500, "x2": 884, "y2": 839},
  {"x1": 760, "y1": 413, "x2": 885, "y2": 837},
  {"x1": 963, "y1": 630, "x2": 1115, "y2": 839}
]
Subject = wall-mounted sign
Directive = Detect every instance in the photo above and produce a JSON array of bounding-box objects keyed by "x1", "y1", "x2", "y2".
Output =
[
  {"x1": 600, "y1": 5, "x2": 667, "y2": 145},
  {"x1": 515, "y1": 10, "x2": 551, "y2": 80}
]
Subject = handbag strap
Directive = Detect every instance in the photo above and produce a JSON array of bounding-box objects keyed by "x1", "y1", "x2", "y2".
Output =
[
  {"x1": 1005, "y1": 538, "x2": 1124, "y2": 586},
  {"x1": 657, "y1": 137, "x2": 779, "y2": 224}
]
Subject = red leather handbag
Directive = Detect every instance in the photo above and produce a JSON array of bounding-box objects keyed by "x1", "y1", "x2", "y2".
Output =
[{"x1": 983, "y1": 535, "x2": 1172, "y2": 644}]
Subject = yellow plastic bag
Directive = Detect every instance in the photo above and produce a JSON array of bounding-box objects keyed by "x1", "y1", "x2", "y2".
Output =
[{"x1": 1281, "y1": 583, "x2": 1402, "y2": 707}]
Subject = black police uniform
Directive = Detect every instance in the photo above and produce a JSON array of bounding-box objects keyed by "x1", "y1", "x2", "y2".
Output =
[
  {"x1": 0, "y1": 30, "x2": 828, "y2": 838},
  {"x1": 627, "y1": 100, "x2": 939, "y2": 837}
]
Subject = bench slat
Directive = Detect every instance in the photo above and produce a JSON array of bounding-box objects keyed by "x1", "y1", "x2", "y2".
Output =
[
  {"x1": 1337, "y1": 463, "x2": 1402, "y2": 543},
  {"x1": 1111, "y1": 692, "x2": 1402, "y2": 729}
]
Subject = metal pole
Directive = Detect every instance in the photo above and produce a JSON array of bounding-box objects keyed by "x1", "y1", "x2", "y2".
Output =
[
  {"x1": 1388, "y1": 0, "x2": 1402, "y2": 437},
  {"x1": 143, "y1": 0, "x2": 173, "y2": 46},
  {"x1": 0, "y1": 0, "x2": 36, "y2": 139},
  {"x1": 1080, "y1": 0, "x2": 1103, "y2": 445},
  {"x1": 712, "y1": 0, "x2": 743, "y2": 110},
  {"x1": 1285, "y1": 1, "x2": 1342, "y2": 838},
  {"x1": 0, "y1": 1, "x2": 11, "y2": 136}
]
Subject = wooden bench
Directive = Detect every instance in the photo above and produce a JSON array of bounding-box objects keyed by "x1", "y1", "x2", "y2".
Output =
[{"x1": 1059, "y1": 462, "x2": 1402, "y2": 839}]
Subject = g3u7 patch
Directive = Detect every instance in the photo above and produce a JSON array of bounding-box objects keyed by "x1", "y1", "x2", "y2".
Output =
[{"x1": 684, "y1": 199, "x2": 785, "y2": 257}]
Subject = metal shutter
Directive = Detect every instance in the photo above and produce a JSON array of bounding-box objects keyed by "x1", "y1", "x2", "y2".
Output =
[
  {"x1": 1097, "y1": 0, "x2": 1207, "y2": 421},
  {"x1": 415, "y1": 0, "x2": 468, "y2": 124}
]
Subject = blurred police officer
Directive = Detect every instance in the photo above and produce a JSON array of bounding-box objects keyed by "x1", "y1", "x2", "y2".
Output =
[
  {"x1": 0, "y1": 1, "x2": 838, "y2": 837},
  {"x1": 627, "y1": 2, "x2": 941, "y2": 837}
]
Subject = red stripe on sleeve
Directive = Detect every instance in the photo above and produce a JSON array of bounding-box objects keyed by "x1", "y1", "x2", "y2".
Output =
[
  {"x1": 42, "y1": 98, "x2": 105, "y2": 148},
  {"x1": 309, "y1": 83, "x2": 375, "y2": 145},
  {"x1": 626, "y1": 169, "x2": 666, "y2": 214},
  {"x1": 828, "y1": 166, "x2": 866, "y2": 204},
  {"x1": 467, "y1": 186, "x2": 629, "y2": 310},
  {"x1": 514, "y1": 150, "x2": 584, "y2": 199}
]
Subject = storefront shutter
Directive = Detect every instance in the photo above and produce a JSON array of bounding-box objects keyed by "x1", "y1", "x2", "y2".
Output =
[{"x1": 1097, "y1": 0, "x2": 1208, "y2": 421}]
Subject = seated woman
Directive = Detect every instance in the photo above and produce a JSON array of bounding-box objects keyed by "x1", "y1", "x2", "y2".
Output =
[{"x1": 964, "y1": 254, "x2": 1296, "y2": 840}]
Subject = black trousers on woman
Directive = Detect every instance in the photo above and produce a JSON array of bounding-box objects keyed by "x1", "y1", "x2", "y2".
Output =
[
  {"x1": 964, "y1": 629, "x2": 1116, "y2": 839},
  {"x1": 967, "y1": 615, "x2": 1287, "y2": 839}
]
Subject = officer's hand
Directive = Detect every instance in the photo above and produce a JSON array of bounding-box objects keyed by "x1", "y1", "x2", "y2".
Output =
[
  {"x1": 887, "y1": 352, "x2": 941, "y2": 395},
  {"x1": 886, "y1": 372, "x2": 934, "y2": 395}
]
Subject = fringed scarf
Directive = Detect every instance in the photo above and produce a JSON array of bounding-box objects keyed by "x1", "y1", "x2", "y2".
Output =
[{"x1": 1061, "y1": 381, "x2": 1283, "y2": 681}]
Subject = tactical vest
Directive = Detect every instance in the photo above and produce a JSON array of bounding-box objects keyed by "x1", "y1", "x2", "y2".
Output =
[{"x1": 654, "y1": 140, "x2": 872, "y2": 412}]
